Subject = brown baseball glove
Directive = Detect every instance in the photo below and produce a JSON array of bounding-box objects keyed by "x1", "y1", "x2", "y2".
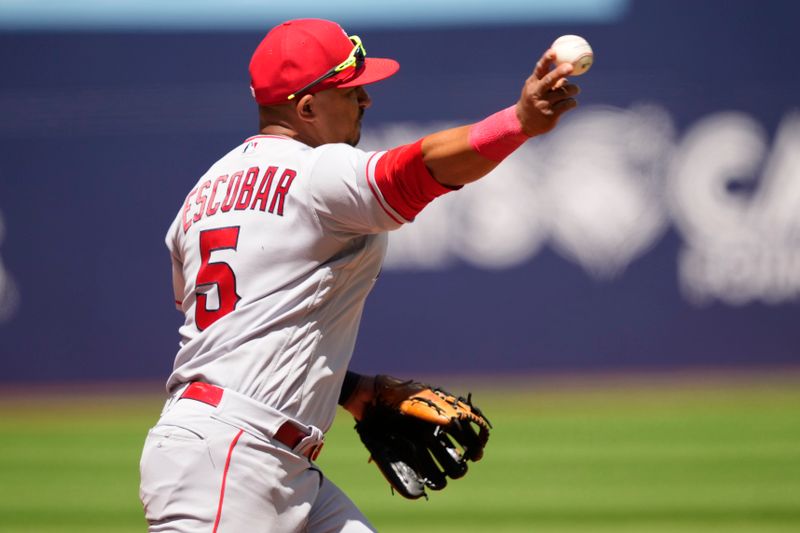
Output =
[{"x1": 354, "y1": 375, "x2": 492, "y2": 499}]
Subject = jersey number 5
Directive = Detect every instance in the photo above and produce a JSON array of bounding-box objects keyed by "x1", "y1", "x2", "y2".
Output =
[{"x1": 195, "y1": 226, "x2": 241, "y2": 330}]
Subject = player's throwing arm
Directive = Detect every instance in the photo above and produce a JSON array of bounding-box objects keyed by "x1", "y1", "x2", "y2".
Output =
[{"x1": 421, "y1": 49, "x2": 580, "y2": 187}]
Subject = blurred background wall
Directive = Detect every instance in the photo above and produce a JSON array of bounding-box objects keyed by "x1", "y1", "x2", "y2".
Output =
[{"x1": 0, "y1": 0, "x2": 798, "y2": 384}]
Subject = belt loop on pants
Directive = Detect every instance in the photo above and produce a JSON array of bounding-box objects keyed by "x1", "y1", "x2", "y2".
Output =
[{"x1": 179, "y1": 382, "x2": 323, "y2": 461}]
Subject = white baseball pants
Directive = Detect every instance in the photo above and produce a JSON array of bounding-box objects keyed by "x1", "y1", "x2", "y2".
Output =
[{"x1": 139, "y1": 389, "x2": 375, "y2": 533}]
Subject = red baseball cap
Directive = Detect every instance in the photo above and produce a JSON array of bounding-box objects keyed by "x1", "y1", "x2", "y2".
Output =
[{"x1": 249, "y1": 19, "x2": 400, "y2": 106}]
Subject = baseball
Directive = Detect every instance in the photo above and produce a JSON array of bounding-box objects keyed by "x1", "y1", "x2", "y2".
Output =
[{"x1": 551, "y1": 34, "x2": 594, "y2": 75}]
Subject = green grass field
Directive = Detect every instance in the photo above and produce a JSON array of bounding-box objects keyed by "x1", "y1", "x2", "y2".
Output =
[{"x1": 1, "y1": 374, "x2": 799, "y2": 532}]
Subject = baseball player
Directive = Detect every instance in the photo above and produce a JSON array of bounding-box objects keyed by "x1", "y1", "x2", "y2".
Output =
[{"x1": 139, "y1": 18, "x2": 579, "y2": 533}]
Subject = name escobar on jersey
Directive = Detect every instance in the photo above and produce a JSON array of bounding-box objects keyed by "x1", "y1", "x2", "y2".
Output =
[{"x1": 181, "y1": 165, "x2": 298, "y2": 233}]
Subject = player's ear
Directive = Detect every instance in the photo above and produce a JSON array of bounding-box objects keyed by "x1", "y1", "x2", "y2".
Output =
[{"x1": 296, "y1": 94, "x2": 315, "y2": 122}]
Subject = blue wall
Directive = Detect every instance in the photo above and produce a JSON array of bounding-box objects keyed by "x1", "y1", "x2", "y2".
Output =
[{"x1": 1, "y1": 0, "x2": 798, "y2": 382}]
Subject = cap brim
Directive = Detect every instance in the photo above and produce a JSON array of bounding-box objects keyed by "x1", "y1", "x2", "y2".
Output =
[{"x1": 337, "y1": 57, "x2": 400, "y2": 88}]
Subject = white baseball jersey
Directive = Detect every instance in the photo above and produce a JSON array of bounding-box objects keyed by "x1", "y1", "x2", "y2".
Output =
[{"x1": 165, "y1": 134, "x2": 451, "y2": 432}]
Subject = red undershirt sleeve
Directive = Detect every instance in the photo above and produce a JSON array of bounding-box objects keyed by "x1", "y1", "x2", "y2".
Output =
[{"x1": 370, "y1": 139, "x2": 459, "y2": 222}]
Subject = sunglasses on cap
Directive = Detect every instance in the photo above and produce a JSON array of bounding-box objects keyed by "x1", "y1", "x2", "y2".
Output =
[{"x1": 288, "y1": 35, "x2": 366, "y2": 100}]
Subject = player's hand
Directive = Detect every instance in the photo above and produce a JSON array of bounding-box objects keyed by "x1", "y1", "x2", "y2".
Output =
[
  {"x1": 516, "y1": 49, "x2": 580, "y2": 137},
  {"x1": 341, "y1": 374, "x2": 377, "y2": 421}
]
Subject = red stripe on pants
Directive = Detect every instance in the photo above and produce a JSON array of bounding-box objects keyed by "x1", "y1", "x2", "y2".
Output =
[{"x1": 213, "y1": 429, "x2": 244, "y2": 533}]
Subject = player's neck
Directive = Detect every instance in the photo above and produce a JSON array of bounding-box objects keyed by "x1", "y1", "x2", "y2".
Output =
[
  {"x1": 260, "y1": 124, "x2": 298, "y2": 139},
  {"x1": 260, "y1": 124, "x2": 321, "y2": 148}
]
